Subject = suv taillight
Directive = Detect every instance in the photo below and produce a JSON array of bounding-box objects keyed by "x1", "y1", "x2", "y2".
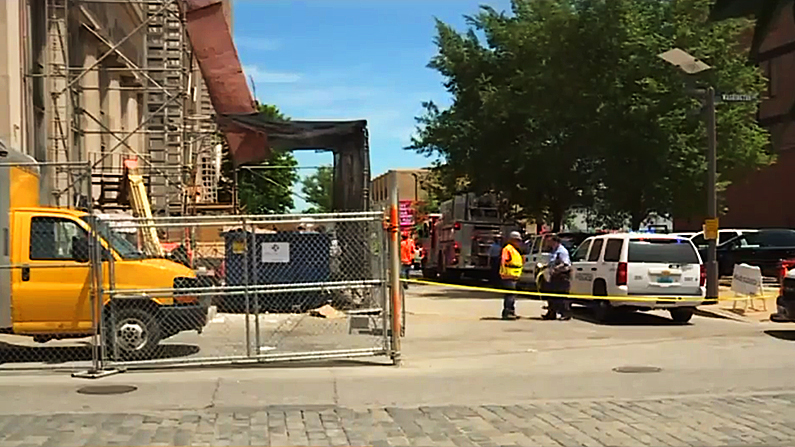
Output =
[
  {"x1": 700, "y1": 264, "x2": 706, "y2": 287},
  {"x1": 616, "y1": 262, "x2": 627, "y2": 286}
]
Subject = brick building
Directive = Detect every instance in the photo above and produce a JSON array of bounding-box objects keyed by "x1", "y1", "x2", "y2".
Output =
[{"x1": 677, "y1": 2, "x2": 795, "y2": 230}]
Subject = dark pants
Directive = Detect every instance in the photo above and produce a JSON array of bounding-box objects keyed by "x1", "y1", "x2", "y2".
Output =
[
  {"x1": 490, "y1": 257, "x2": 501, "y2": 284},
  {"x1": 502, "y1": 279, "x2": 518, "y2": 316},
  {"x1": 401, "y1": 264, "x2": 411, "y2": 289},
  {"x1": 545, "y1": 276, "x2": 572, "y2": 319}
]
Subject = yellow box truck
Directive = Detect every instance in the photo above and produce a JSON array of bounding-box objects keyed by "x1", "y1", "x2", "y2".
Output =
[{"x1": 0, "y1": 141, "x2": 209, "y2": 359}]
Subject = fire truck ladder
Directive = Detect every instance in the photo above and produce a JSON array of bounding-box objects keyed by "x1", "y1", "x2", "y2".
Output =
[{"x1": 124, "y1": 159, "x2": 164, "y2": 258}]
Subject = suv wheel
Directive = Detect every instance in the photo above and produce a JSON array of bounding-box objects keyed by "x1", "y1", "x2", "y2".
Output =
[
  {"x1": 592, "y1": 281, "x2": 613, "y2": 323},
  {"x1": 669, "y1": 307, "x2": 694, "y2": 323}
]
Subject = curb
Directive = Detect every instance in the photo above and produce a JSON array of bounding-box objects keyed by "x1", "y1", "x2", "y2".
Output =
[{"x1": 695, "y1": 306, "x2": 769, "y2": 323}]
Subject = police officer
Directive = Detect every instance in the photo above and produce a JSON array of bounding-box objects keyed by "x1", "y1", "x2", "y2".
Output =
[
  {"x1": 542, "y1": 234, "x2": 573, "y2": 321},
  {"x1": 500, "y1": 231, "x2": 524, "y2": 320}
]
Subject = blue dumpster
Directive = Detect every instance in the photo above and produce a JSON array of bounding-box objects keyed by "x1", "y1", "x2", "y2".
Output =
[{"x1": 222, "y1": 230, "x2": 332, "y2": 313}]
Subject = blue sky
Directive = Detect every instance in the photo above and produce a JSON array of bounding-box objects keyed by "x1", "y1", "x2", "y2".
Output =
[{"x1": 232, "y1": 0, "x2": 511, "y2": 209}]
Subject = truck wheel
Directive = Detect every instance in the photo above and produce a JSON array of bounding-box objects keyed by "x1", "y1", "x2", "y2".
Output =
[
  {"x1": 106, "y1": 307, "x2": 161, "y2": 360},
  {"x1": 669, "y1": 307, "x2": 694, "y2": 324}
]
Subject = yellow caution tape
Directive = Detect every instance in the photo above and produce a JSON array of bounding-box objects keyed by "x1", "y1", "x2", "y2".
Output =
[{"x1": 402, "y1": 278, "x2": 777, "y2": 303}]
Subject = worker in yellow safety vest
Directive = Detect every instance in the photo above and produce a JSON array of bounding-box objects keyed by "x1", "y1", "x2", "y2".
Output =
[{"x1": 500, "y1": 231, "x2": 524, "y2": 320}]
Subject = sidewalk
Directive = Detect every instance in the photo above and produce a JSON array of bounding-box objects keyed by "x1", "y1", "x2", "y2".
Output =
[{"x1": 697, "y1": 286, "x2": 777, "y2": 323}]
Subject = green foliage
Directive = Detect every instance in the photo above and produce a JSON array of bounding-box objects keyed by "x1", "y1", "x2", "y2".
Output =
[
  {"x1": 218, "y1": 103, "x2": 299, "y2": 214},
  {"x1": 300, "y1": 165, "x2": 333, "y2": 213},
  {"x1": 409, "y1": 0, "x2": 772, "y2": 230}
]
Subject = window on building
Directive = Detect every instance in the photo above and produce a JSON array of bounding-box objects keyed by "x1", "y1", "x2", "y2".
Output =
[{"x1": 766, "y1": 59, "x2": 777, "y2": 98}]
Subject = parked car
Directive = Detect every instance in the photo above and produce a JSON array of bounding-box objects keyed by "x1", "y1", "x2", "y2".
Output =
[
  {"x1": 671, "y1": 232, "x2": 696, "y2": 239},
  {"x1": 689, "y1": 229, "x2": 758, "y2": 250},
  {"x1": 519, "y1": 232, "x2": 597, "y2": 287},
  {"x1": 569, "y1": 233, "x2": 705, "y2": 323},
  {"x1": 705, "y1": 229, "x2": 795, "y2": 278}
]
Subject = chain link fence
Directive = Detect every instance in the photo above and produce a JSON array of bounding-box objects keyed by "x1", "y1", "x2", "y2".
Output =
[
  {"x1": 0, "y1": 152, "x2": 397, "y2": 371},
  {"x1": 98, "y1": 212, "x2": 393, "y2": 369},
  {"x1": 0, "y1": 173, "x2": 397, "y2": 372}
]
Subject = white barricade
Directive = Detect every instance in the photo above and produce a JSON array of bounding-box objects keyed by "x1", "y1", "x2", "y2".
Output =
[{"x1": 731, "y1": 263, "x2": 767, "y2": 311}]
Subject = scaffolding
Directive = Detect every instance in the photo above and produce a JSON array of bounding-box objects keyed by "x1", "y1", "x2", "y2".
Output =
[{"x1": 37, "y1": 0, "x2": 221, "y2": 216}]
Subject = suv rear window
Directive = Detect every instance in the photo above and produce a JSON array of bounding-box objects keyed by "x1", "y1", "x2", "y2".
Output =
[
  {"x1": 603, "y1": 239, "x2": 623, "y2": 262},
  {"x1": 627, "y1": 239, "x2": 699, "y2": 264}
]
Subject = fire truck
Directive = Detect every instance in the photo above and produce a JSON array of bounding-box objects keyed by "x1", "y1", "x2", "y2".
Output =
[{"x1": 417, "y1": 193, "x2": 519, "y2": 280}]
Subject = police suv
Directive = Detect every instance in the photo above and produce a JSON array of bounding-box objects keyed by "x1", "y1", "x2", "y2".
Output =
[{"x1": 569, "y1": 232, "x2": 706, "y2": 323}]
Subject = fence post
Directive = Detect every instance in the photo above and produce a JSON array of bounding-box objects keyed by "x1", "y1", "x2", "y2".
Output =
[
  {"x1": 89, "y1": 207, "x2": 104, "y2": 372},
  {"x1": 388, "y1": 171, "x2": 401, "y2": 365},
  {"x1": 251, "y1": 223, "x2": 261, "y2": 356},
  {"x1": 107, "y1": 232, "x2": 119, "y2": 363},
  {"x1": 243, "y1": 217, "x2": 252, "y2": 358}
]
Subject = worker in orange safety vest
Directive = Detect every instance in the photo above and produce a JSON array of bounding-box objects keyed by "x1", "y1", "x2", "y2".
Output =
[
  {"x1": 500, "y1": 231, "x2": 524, "y2": 320},
  {"x1": 400, "y1": 233, "x2": 416, "y2": 289}
]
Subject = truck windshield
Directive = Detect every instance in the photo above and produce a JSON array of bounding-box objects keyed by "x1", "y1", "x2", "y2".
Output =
[{"x1": 80, "y1": 216, "x2": 146, "y2": 260}]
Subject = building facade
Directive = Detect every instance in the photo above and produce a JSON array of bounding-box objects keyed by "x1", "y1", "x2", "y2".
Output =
[
  {"x1": 371, "y1": 169, "x2": 430, "y2": 231},
  {"x1": 0, "y1": 0, "x2": 226, "y2": 214},
  {"x1": 371, "y1": 169, "x2": 430, "y2": 208}
]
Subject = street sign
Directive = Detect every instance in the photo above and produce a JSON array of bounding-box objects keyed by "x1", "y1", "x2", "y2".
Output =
[
  {"x1": 703, "y1": 218, "x2": 719, "y2": 240},
  {"x1": 399, "y1": 200, "x2": 414, "y2": 227},
  {"x1": 719, "y1": 93, "x2": 757, "y2": 103}
]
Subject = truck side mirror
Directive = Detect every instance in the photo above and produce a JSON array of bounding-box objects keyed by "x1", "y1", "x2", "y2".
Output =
[{"x1": 72, "y1": 236, "x2": 89, "y2": 263}]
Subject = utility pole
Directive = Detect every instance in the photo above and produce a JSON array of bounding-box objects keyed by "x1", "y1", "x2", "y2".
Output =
[{"x1": 388, "y1": 171, "x2": 402, "y2": 365}]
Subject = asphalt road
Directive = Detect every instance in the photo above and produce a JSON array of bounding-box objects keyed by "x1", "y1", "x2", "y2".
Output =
[{"x1": 2, "y1": 282, "x2": 795, "y2": 446}]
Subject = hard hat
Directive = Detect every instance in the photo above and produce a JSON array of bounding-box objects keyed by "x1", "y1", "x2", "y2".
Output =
[{"x1": 509, "y1": 231, "x2": 522, "y2": 240}]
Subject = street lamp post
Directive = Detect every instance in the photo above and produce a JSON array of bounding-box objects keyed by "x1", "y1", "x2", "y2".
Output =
[
  {"x1": 705, "y1": 85, "x2": 718, "y2": 301},
  {"x1": 658, "y1": 48, "x2": 719, "y2": 301}
]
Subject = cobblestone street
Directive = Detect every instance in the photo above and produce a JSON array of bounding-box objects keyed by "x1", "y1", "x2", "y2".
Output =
[{"x1": 3, "y1": 392, "x2": 795, "y2": 447}]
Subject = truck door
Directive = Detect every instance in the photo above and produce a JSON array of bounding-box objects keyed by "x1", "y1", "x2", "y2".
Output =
[{"x1": 12, "y1": 214, "x2": 93, "y2": 332}]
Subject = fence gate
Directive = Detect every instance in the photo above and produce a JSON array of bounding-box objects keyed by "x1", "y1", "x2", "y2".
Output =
[{"x1": 98, "y1": 211, "x2": 395, "y2": 369}]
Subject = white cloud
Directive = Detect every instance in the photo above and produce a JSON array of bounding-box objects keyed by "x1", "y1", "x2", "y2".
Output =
[
  {"x1": 242, "y1": 65, "x2": 302, "y2": 84},
  {"x1": 235, "y1": 36, "x2": 282, "y2": 51}
]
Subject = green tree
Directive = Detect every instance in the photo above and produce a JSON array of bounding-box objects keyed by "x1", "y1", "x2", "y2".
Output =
[
  {"x1": 410, "y1": 0, "x2": 771, "y2": 230},
  {"x1": 586, "y1": 0, "x2": 771, "y2": 228},
  {"x1": 218, "y1": 103, "x2": 299, "y2": 214},
  {"x1": 300, "y1": 165, "x2": 333, "y2": 213},
  {"x1": 409, "y1": 1, "x2": 605, "y2": 231}
]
